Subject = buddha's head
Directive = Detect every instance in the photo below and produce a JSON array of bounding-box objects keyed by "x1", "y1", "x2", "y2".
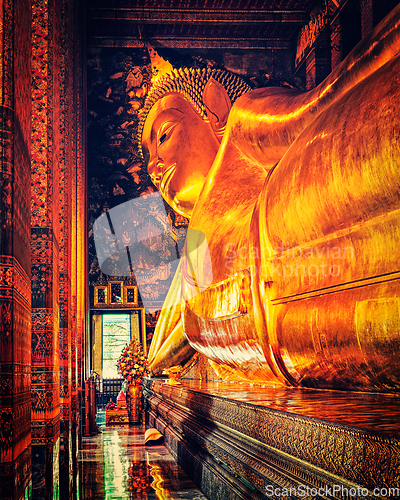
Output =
[{"x1": 139, "y1": 68, "x2": 250, "y2": 217}]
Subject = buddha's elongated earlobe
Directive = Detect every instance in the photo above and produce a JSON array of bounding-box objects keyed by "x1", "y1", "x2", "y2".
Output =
[{"x1": 202, "y1": 77, "x2": 232, "y2": 141}]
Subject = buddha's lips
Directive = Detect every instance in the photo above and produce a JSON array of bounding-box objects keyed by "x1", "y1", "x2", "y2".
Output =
[{"x1": 160, "y1": 164, "x2": 176, "y2": 195}]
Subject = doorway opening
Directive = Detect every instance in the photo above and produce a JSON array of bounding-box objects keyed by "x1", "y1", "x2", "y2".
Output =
[
  {"x1": 102, "y1": 313, "x2": 131, "y2": 378},
  {"x1": 91, "y1": 309, "x2": 146, "y2": 408}
]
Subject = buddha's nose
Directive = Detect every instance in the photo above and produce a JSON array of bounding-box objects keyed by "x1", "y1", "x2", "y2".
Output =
[{"x1": 148, "y1": 158, "x2": 163, "y2": 184}]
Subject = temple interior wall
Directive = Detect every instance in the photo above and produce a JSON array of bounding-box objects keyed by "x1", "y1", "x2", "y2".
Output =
[
  {"x1": 0, "y1": 0, "x2": 399, "y2": 497},
  {"x1": 0, "y1": 0, "x2": 87, "y2": 498}
]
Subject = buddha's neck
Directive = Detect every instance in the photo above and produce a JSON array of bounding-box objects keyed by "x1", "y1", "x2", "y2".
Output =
[{"x1": 188, "y1": 139, "x2": 268, "y2": 281}]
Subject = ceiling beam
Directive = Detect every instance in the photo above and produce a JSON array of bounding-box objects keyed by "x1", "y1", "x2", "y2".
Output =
[
  {"x1": 87, "y1": 36, "x2": 293, "y2": 50},
  {"x1": 88, "y1": 8, "x2": 308, "y2": 24}
]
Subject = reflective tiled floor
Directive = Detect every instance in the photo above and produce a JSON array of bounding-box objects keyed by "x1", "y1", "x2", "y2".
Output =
[{"x1": 78, "y1": 413, "x2": 207, "y2": 499}]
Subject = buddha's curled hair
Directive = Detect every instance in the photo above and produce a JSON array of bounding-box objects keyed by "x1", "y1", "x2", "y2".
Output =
[{"x1": 138, "y1": 67, "x2": 251, "y2": 158}]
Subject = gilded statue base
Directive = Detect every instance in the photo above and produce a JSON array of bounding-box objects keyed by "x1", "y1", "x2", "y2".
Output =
[
  {"x1": 126, "y1": 384, "x2": 143, "y2": 425},
  {"x1": 143, "y1": 378, "x2": 400, "y2": 500}
]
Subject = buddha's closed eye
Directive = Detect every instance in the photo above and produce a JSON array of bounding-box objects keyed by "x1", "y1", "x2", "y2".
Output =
[
  {"x1": 159, "y1": 132, "x2": 168, "y2": 144},
  {"x1": 157, "y1": 121, "x2": 179, "y2": 147}
]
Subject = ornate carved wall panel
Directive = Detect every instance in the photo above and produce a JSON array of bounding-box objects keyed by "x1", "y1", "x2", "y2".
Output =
[
  {"x1": 58, "y1": 0, "x2": 76, "y2": 494},
  {"x1": 0, "y1": 1, "x2": 32, "y2": 499},
  {"x1": 28, "y1": 0, "x2": 86, "y2": 495},
  {"x1": 30, "y1": 0, "x2": 61, "y2": 492}
]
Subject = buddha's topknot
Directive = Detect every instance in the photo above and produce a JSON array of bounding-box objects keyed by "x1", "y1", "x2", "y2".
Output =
[{"x1": 138, "y1": 67, "x2": 251, "y2": 159}]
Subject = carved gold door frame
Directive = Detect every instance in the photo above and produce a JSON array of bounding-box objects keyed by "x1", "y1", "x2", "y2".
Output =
[{"x1": 91, "y1": 308, "x2": 146, "y2": 381}]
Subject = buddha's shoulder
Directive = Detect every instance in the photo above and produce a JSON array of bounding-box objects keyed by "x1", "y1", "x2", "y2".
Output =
[{"x1": 230, "y1": 86, "x2": 304, "y2": 124}]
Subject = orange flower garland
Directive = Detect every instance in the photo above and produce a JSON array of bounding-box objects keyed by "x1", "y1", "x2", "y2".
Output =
[{"x1": 117, "y1": 340, "x2": 148, "y2": 385}]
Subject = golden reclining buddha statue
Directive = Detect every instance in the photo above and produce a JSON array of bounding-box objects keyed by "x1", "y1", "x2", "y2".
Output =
[{"x1": 139, "y1": 5, "x2": 400, "y2": 391}]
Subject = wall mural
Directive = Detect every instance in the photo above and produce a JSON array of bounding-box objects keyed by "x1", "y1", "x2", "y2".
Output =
[{"x1": 87, "y1": 47, "x2": 188, "y2": 345}]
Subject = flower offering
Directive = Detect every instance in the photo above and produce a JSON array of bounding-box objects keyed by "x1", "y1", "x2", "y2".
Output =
[{"x1": 117, "y1": 340, "x2": 148, "y2": 385}]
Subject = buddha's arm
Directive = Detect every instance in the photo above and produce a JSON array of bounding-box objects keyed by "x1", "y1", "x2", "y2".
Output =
[
  {"x1": 147, "y1": 260, "x2": 196, "y2": 375},
  {"x1": 229, "y1": 3, "x2": 400, "y2": 168},
  {"x1": 148, "y1": 320, "x2": 196, "y2": 375}
]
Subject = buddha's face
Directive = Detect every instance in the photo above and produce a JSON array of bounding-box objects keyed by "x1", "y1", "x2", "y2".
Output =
[{"x1": 141, "y1": 94, "x2": 220, "y2": 218}]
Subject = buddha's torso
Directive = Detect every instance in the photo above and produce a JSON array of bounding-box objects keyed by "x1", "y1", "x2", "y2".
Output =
[{"x1": 181, "y1": 56, "x2": 400, "y2": 390}]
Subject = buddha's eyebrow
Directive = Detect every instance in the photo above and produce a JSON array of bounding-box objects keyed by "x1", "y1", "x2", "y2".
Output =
[
  {"x1": 149, "y1": 107, "x2": 184, "y2": 143},
  {"x1": 142, "y1": 144, "x2": 149, "y2": 163}
]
